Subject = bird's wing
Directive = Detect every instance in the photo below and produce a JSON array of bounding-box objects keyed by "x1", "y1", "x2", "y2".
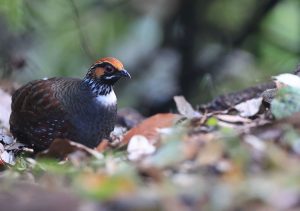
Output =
[
  {"x1": 10, "y1": 78, "x2": 70, "y2": 141},
  {"x1": 11, "y1": 78, "x2": 65, "y2": 116}
]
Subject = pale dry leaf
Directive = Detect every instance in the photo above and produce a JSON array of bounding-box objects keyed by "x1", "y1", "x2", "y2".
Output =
[
  {"x1": 244, "y1": 135, "x2": 266, "y2": 151},
  {"x1": 105, "y1": 156, "x2": 119, "y2": 174},
  {"x1": 217, "y1": 121, "x2": 238, "y2": 128},
  {"x1": 216, "y1": 114, "x2": 252, "y2": 123},
  {"x1": 0, "y1": 89, "x2": 12, "y2": 129},
  {"x1": 234, "y1": 97, "x2": 263, "y2": 117},
  {"x1": 112, "y1": 126, "x2": 127, "y2": 137},
  {"x1": 0, "y1": 150, "x2": 15, "y2": 165},
  {"x1": 5, "y1": 142, "x2": 25, "y2": 151},
  {"x1": 143, "y1": 140, "x2": 184, "y2": 168},
  {"x1": 174, "y1": 95, "x2": 201, "y2": 118},
  {"x1": 0, "y1": 143, "x2": 4, "y2": 153},
  {"x1": 66, "y1": 141, "x2": 104, "y2": 160},
  {"x1": 127, "y1": 135, "x2": 156, "y2": 161},
  {"x1": 0, "y1": 133, "x2": 14, "y2": 145},
  {"x1": 156, "y1": 127, "x2": 175, "y2": 136},
  {"x1": 215, "y1": 159, "x2": 232, "y2": 173},
  {"x1": 172, "y1": 173, "x2": 198, "y2": 187},
  {"x1": 273, "y1": 73, "x2": 300, "y2": 89}
]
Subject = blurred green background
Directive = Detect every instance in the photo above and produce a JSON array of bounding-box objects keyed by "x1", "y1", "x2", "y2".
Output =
[{"x1": 0, "y1": 0, "x2": 299, "y2": 115}]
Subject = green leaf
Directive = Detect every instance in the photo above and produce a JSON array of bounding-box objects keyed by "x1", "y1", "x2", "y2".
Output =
[
  {"x1": 271, "y1": 86, "x2": 300, "y2": 119},
  {"x1": 206, "y1": 117, "x2": 218, "y2": 126}
]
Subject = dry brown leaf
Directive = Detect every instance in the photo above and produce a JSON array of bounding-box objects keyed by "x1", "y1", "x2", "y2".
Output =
[
  {"x1": 182, "y1": 139, "x2": 201, "y2": 160},
  {"x1": 221, "y1": 160, "x2": 244, "y2": 183},
  {"x1": 196, "y1": 141, "x2": 223, "y2": 166},
  {"x1": 122, "y1": 113, "x2": 181, "y2": 146},
  {"x1": 77, "y1": 173, "x2": 136, "y2": 199},
  {"x1": 137, "y1": 166, "x2": 164, "y2": 182},
  {"x1": 96, "y1": 139, "x2": 109, "y2": 152},
  {"x1": 37, "y1": 138, "x2": 103, "y2": 160}
]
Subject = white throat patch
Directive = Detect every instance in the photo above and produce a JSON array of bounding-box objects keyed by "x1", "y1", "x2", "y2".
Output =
[{"x1": 96, "y1": 90, "x2": 117, "y2": 106}]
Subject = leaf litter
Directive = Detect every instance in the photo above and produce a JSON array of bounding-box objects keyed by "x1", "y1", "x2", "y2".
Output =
[{"x1": 2, "y1": 73, "x2": 300, "y2": 210}]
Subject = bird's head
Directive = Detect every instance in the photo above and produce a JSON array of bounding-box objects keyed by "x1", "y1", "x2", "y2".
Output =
[
  {"x1": 84, "y1": 57, "x2": 130, "y2": 95},
  {"x1": 86, "y1": 57, "x2": 130, "y2": 85}
]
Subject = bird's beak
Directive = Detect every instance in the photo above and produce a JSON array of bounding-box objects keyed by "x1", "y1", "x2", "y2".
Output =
[{"x1": 117, "y1": 69, "x2": 131, "y2": 79}]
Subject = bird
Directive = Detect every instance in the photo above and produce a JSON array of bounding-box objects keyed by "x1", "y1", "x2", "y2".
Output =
[{"x1": 9, "y1": 57, "x2": 130, "y2": 152}]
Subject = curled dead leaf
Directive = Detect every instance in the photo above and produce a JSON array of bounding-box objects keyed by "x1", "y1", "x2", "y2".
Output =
[
  {"x1": 0, "y1": 132, "x2": 14, "y2": 145},
  {"x1": 122, "y1": 113, "x2": 181, "y2": 146},
  {"x1": 216, "y1": 114, "x2": 251, "y2": 124},
  {"x1": 37, "y1": 138, "x2": 103, "y2": 161},
  {"x1": 174, "y1": 95, "x2": 201, "y2": 118},
  {"x1": 96, "y1": 139, "x2": 109, "y2": 153},
  {"x1": 0, "y1": 150, "x2": 15, "y2": 165},
  {"x1": 234, "y1": 97, "x2": 263, "y2": 117}
]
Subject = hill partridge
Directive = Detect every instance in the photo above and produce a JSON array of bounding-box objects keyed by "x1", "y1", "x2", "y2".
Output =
[{"x1": 9, "y1": 57, "x2": 130, "y2": 152}]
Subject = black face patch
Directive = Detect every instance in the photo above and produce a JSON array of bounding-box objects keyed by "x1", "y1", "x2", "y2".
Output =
[{"x1": 90, "y1": 62, "x2": 118, "y2": 80}]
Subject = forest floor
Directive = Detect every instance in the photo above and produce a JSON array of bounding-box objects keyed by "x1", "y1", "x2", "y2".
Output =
[{"x1": 1, "y1": 73, "x2": 300, "y2": 211}]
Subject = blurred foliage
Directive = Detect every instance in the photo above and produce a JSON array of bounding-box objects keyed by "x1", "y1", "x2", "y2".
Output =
[
  {"x1": 271, "y1": 86, "x2": 300, "y2": 119},
  {"x1": 0, "y1": 0, "x2": 299, "y2": 114},
  {"x1": 0, "y1": 0, "x2": 24, "y2": 30},
  {"x1": 4, "y1": 111, "x2": 300, "y2": 210}
]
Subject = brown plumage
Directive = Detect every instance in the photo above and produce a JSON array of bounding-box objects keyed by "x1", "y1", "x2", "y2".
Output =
[{"x1": 9, "y1": 57, "x2": 130, "y2": 152}]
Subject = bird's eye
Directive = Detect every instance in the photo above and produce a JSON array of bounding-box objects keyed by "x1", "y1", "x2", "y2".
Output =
[{"x1": 105, "y1": 65, "x2": 114, "y2": 73}]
